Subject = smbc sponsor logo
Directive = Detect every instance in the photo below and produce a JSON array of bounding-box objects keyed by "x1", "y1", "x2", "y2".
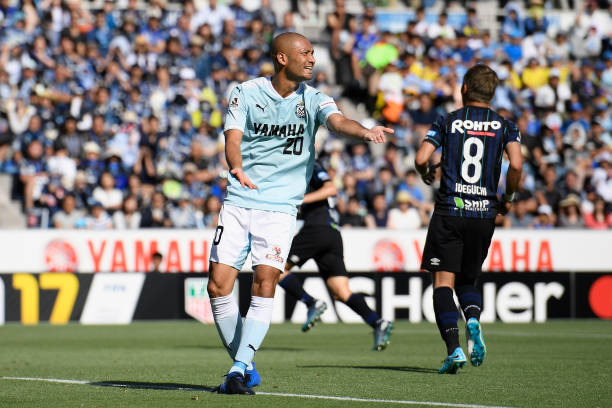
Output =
[{"x1": 454, "y1": 197, "x2": 489, "y2": 212}]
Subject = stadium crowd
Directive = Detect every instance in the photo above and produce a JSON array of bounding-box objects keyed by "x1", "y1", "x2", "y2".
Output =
[{"x1": 0, "y1": 0, "x2": 611, "y2": 230}]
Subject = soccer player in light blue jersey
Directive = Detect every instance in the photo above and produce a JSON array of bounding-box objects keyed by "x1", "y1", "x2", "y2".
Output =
[{"x1": 208, "y1": 32, "x2": 393, "y2": 395}]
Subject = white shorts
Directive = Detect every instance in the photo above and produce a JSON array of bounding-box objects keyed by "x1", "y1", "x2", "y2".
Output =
[{"x1": 210, "y1": 204, "x2": 296, "y2": 271}]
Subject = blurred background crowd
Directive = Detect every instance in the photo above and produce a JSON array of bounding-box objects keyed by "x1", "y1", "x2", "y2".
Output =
[{"x1": 0, "y1": 0, "x2": 611, "y2": 230}]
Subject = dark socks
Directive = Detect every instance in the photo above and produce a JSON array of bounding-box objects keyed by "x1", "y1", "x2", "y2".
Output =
[
  {"x1": 279, "y1": 273, "x2": 315, "y2": 307},
  {"x1": 455, "y1": 284, "x2": 482, "y2": 321},
  {"x1": 345, "y1": 293, "x2": 379, "y2": 328},
  {"x1": 433, "y1": 287, "x2": 460, "y2": 355}
]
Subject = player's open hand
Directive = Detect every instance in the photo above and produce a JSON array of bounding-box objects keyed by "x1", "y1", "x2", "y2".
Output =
[
  {"x1": 230, "y1": 168, "x2": 257, "y2": 189},
  {"x1": 363, "y1": 126, "x2": 394, "y2": 144}
]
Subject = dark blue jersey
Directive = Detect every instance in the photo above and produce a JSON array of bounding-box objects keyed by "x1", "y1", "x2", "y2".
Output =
[
  {"x1": 299, "y1": 161, "x2": 340, "y2": 227},
  {"x1": 424, "y1": 106, "x2": 521, "y2": 219}
]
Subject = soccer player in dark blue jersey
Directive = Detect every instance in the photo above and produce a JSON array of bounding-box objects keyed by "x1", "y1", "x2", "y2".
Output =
[
  {"x1": 415, "y1": 64, "x2": 522, "y2": 374},
  {"x1": 278, "y1": 161, "x2": 393, "y2": 350}
]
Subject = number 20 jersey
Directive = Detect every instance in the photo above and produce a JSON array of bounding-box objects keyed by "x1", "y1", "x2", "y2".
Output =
[
  {"x1": 224, "y1": 77, "x2": 341, "y2": 216},
  {"x1": 424, "y1": 106, "x2": 521, "y2": 219}
]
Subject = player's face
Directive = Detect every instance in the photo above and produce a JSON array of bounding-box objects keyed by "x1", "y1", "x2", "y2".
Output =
[{"x1": 286, "y1": 39, "x2": 315, "y2": 81}]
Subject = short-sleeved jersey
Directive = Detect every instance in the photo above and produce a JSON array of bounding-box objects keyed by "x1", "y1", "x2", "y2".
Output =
[
  {"x1": 300, "y1": 161, "x2": 340, "y2": 227},
  {"x1": 224, "y1": 77, "x2": 341, "y2": 216},
  {"x1": 424, "y1": 106, "x2": 521, "y2": 219}
]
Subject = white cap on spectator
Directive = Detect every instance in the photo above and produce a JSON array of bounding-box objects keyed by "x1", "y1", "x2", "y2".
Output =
[
  {"x1": 83, "y1": 141, "x2": 101, "y2": 155},
  {"x1": 549, "y1": 68, "x2": 561, "y2": 78},
  {"x1": 537, "y1": 204, "x2": 553, "y2": 215},
  {"x1": 597, "y1": 151, "x2": 612, "y2": 164},
  {"x1": 179, "y1": 68, "x2": 196, "y2": 81}
]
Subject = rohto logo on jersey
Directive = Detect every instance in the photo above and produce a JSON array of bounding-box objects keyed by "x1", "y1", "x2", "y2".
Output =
[{"x1": 451, "y1": 119, "x2": 501, "y2": 137}]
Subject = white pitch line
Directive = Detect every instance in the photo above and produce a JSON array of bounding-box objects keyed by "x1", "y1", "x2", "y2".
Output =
[
  {"x1": 256, "y1": 391, "x2": 517, "y2": 408},
  {"x1": 1, "y1": 376, "x2": 518, "y2": 408}
]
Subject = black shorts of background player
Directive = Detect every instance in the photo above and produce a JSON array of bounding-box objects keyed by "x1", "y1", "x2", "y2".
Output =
[
  {"x1": 415, "y1": 64, "x2": 522, "y2": 373},
  {"x1": 278, "y1": 161, "x2": 393, "y2": 350}
]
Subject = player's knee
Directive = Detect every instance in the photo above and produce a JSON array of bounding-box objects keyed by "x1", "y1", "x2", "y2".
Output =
[
  {"x1": 252, "y1": 276, "x2": 278, "y2": 297},
  {"x1": 207, "y1": 277, "x2": 229, "y2": 298}
]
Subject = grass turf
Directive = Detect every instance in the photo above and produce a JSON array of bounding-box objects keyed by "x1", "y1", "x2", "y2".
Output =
[{"x1": 0, "y1": 320, "x2": 610, "y2": 408}]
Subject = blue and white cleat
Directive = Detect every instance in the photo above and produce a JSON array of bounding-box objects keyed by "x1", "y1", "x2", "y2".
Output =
[
  {"x1": 373, "y1": 320, "x2": 393, "y2": 351},
  {"x1": 217, "y1": 372, "x2": 255, "y2": 395},
  {"x1": 438, "y1": 347, "x2": 467, "y2": 374},
  {"x1": 302, "y1": 300, "x2": 327, "y2": 332},
  {"x1": 245, "y1": 362, "x2": 261, "y2": 388},
  {"x1": 466, "y1": 317, "x2": 486, "y2": 367}
]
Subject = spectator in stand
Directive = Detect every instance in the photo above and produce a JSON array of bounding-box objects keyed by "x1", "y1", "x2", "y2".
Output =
[
  {"x1": 386, "y1": 191, "x2": 423, "y2": 229},
  {"x1": 504, "y1": 199, "x2": 534, "y2": 228},
  {"x1": 52, "y1": 194, "x2": 85, "y2": 229},
  {"x1": 201, "y1": 194, "x2": 221, "y2": 228},
  {"x1": 19, "y1": 139, "x2": 47, "y2": 211},
  {"x1": 340, "y1": 195, "x2": 366, "y2": 227},
  {"x1": 427, "y1": 13, "x2": 455, "y2": 41},
  {"x1": 591, "y1": 152, "x2": 612, "y2": 203},
  {"x1": 398, "y1": 169, "x2": 425, "y2": 204},
  {"x1": 584, "y1": 196, "x2": 612, "y2": 229},
  {"x1": 533, "y1": 204, "x2": 556, "y2": 229},
  {"x1": 92, "y1": 171, "x2": 122, "y2": 212},
  {"x1": 85, "y1": 201, "x2": 113, "y2": 229},
  {"x1": 365, "y1": 193, "x2": 389, "y2": 228},
  {"x1": 557, "y1": 194, "x2": 585, "y2": 228},
  {"x1": 112, "y1": 195, "x2": 142, "y2": 229},
  {"x1": 140, "y1": 191, "x2": 171, "y2": 228}
]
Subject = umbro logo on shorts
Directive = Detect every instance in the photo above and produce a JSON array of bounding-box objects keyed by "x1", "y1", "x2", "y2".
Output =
[{"x1": 430, "y1": 258, "x2": 440, "y2": 266}]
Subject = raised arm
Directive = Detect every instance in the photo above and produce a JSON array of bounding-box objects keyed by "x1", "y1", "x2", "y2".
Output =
[{"x1": 326, "y1": 113, "x2": 392, "y2": 144}]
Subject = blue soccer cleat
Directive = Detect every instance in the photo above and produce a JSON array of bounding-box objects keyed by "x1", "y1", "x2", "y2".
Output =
[
  {"x1": 438, "y1": 347, "x2": 467, "y2": 374},
  {"x1": 466, "y1": 317, "x2": 486, "y2": 367},
  {"x1": 302, "y1": 300, "x2": 327, "y2": 332},
  {"x1": 373, "y1": 320, "x2": 393, "y2": 351},
  {"x1": 217, "y1": 372, "x2": 255, "y2": 395},
  {"x1": 245, "y1": 362, "x2": 260, "y2": 388}
]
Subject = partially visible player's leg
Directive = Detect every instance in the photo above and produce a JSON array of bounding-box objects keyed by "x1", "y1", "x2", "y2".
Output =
[
  {"x1": 280, "y1": 267, "x2": 327, "y2": 332},
  {"x1": 208, "y1": 262, "x2": 241, "y2": 358},
  {"x1": 319, "y1": 226, "x2": 393, "y2": 350},
  {"x1": 231, "y1": 265, "x2": 279, "y2": 377},
  {"x1": 422, "y1": 214, "x2": 466, "y2": 373},
  {"x1": 433, "y1": 272, "x2": 466, "y2": 374},
  {"x1": 326, "y1": 275, "x2": 393, "y2": 350},
  {"x1": 222, "y1": 209, "x2": 295, "y2": 391},
  {"x1": 208, "y1": 205, "x2": 251, "y2": 364},
  {"x1": 459, "y1": 218, "x2": 495, "y2": 367},
  {"x1": 279, "y1": 267, "x2": 317, "y2": 308},
  {"x1": 280, "y1": 227, "x2": 328, "y2": 331}
]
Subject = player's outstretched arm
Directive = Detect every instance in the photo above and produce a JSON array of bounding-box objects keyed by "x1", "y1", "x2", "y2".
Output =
[
  {"x1": 326, "y1": 113, "x2": 392, "y2": 144},
  {"x1": 225, "y1": 129, "x2": 257, "y2": 189},
  {"x1": 498, "y1": 141, "x2": 522, "y2": 215}
]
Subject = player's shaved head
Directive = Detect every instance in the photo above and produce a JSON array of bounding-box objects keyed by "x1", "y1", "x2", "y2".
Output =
[{"x1": 271, "y1": 32, "x2": 312, "y2": 72}]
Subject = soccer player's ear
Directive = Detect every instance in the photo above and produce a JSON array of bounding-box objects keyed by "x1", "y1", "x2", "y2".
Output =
[{"x1": 277, "y1": 52, "x2": 288, "y2": 67}]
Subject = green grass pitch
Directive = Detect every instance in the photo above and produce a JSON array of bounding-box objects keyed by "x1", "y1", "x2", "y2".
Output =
[{"x1": 0, "y1": 320, "x2": 611, "y2": 408}]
